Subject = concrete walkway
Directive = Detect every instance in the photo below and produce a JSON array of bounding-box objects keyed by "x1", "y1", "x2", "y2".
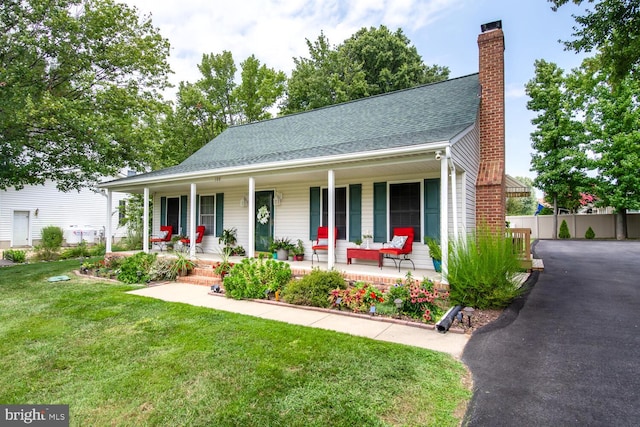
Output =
[{"x1": 128, "y1": 283, "x2": 469, "y2": 358}]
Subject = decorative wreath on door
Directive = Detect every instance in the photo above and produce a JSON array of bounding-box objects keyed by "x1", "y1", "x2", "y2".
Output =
[{"x1": 257, "y1": 205, "x2": 270, "y2": 224}]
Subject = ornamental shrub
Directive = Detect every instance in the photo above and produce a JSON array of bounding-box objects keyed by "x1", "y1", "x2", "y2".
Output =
[
  {"x1": 34, "y1": 225, "x2": 64, "y2": 260},
  {"x1": 117, "y1": 252, "x2": 157, "y2": 284},
  {"x1": 224, "y1": 256, "x2": 292, "y2": 300},
  {"x1": 282, "y1": 269, "x2": 346, "y2": 307},
  {"x1": 558, "y1": 220, "x2": 571, "y2": 239},
  {"x1": 60, "y1": 241, "x2": 91, "y2": 259},
  {"x1": 3, "y1": 249, "x2": 26, "y2": 263},
  {"x1": 585, "y1": 226, "x2": 595, "y2": 239},
  {"x1": 41, "y1": 225, "x2": 63, "y2": 250}
]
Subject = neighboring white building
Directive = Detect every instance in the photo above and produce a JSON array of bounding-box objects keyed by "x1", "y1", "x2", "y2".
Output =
[{"x1": 0, "y1": 176, "x2": 130, "y2": 249}]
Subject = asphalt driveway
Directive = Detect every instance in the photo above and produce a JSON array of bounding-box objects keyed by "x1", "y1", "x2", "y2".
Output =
[{"x1": 463, "y1": 240, "x2": 640, "y2": 426}]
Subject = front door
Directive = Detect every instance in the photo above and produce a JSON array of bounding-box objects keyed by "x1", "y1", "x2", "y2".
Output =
[
  {"x1": 12, "y1": 211, "x2": 30, "y2": 246},
  {"x1": 166, "y1": 197, "x2": 180, "y2": 236},
  {"x1": 254, "y1": 191, "x2": 274, "y2": 252}
]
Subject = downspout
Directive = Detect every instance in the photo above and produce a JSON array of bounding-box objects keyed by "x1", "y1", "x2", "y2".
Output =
[
  {"x1": 449, "y1": 156, "x2": 459, "y2": 241},
  {"x1": 440, "y1": 148, "x2": 449, "y2": 284}
]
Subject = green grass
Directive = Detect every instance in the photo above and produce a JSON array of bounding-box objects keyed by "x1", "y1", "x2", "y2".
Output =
[{"x1": 0, "y1": 260, "x2": 471, "y2": 426}]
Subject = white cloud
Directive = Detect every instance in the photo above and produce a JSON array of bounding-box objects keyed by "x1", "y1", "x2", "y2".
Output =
[
  {"x1": 506, "y1": 83, "x2": 526, "y2": 99},
  {"x1": 120, "y1": 0, "x2": 461, "y2": 98}
]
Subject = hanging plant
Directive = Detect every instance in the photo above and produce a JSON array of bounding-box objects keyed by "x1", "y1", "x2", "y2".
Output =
[{"x1": 257, "y1": 205, "x2": 270, "y2": 224}]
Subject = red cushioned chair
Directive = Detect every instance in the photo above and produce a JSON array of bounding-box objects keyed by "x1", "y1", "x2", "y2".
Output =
[
  {"x1": 180, "y1": 225, "x2": 205, "y2": 253},
  {"x1": 150, "y1": 225, "x2": 173, "y2": 251},
  {"x1": 379, "y1": 227, "x2": 415, "y2": 271},
  {"x1": 311, "y1": 226, "x2": 338, "y2": 265}
]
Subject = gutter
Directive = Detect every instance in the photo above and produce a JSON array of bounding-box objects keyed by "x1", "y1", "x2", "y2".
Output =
[{"x1": 99, "y1": 141, "x2": 453, "y2": 189}]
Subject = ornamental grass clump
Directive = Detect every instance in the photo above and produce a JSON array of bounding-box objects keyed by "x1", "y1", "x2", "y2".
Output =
[{"x1": 446, "y1": 228, "x2": 523, "y2": 309}]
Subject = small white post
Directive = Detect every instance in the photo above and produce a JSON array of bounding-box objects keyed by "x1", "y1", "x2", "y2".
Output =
[
  {"x1": 105, "y1": 189, "x2": 112, "y2": 253},
  {"x1": 248, "y1": 177, "x2": 256, "y2": 258},
  {"x1": 143, "y1": 187, "x2": 149, "y2": 253}
]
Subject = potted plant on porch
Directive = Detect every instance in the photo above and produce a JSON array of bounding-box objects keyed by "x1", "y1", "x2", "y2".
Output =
[
  {"x1": 290, "y1": 239, "x2": 305, "y2": 261},
  {"x1": 271, "y1": 237, "x2": 293, "y2": 260},
  {"x1": 214, "y1": 247, "x2": 233, "y2": 279},
  {"x1": 170, "y1": 252, "x2": 196, "y2": 277},
  {"x1": 424, "y1": 237, "x2": 442, "y2": 272}
]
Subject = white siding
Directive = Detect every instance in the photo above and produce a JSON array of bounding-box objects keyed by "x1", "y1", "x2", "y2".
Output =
[
  {"x1": 451, "y1": 123, "x2": 480, "y2": 233},
  {"x1": 0, "y1": 181, "x2": 128, "y2": 248},
  {"x1": 152, "y1": 171, "x2": 446, "y2": 270}
]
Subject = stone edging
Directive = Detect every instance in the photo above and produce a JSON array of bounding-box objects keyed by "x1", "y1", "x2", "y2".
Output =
[{"x1": 207, "y1": 291, "x2": 466, "y2": 334}]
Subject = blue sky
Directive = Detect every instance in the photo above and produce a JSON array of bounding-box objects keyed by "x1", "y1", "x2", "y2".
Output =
[{"x1": 123, "y1": 0, "x2": 590, "y2": 183}]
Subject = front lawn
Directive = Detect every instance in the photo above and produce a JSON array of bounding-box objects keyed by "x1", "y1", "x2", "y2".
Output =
[{"x1": 0, "y1": 260, "x2": 471, "y2": 426}]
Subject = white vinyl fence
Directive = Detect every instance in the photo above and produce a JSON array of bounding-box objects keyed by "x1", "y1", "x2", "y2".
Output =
[{"x1": 507, "y1": 213, "x2": 640, "y2": 239}]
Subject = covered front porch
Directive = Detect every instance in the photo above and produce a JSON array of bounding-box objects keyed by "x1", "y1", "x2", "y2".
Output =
[{"x1": 101, "y1": 143, "x2": 474, "y2": 281}]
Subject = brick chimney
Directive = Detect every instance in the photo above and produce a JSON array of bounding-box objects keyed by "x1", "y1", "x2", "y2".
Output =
[{"x1": 476, "y1": 20, "x2": 506, "y2": 231}]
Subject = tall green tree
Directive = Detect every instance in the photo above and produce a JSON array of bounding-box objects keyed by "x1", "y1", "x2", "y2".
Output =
[
  {"x1": 281, "y1": 26, "x2": 449, "y2": 114},
  {"x1": 550, "y1": 0, "x2": 640, "y2": 84},
  {"x1": 282, "y1": 32, "x2": 369, "y2": 114},
  {"x1": 341, "y1": 26, "x2": 449, "y2": 95},
  {"x1": 236, "y1": 55, "x2": 286, "y2": 123},
  {"x1": 506, "y1": 176, "x2": 538, "y2": 215},
  {"x1": 153, "y1": 82, "x2": 221, "y2": 169},
  {"x1": 526, "y1": 59, "x2": 590, "y2": 238},
  {"x1": 0, "y1": 0, "x2": 171, "y2": 190},
  {"x1": 197, "y1": 51, "x2": 238, "y2": 127},
  {"x1": 158, "y1": 52, "x2": 285, "y2": 167},
  {"x1": 571, "y1": 56, "x2": 640, "y2": 238}
]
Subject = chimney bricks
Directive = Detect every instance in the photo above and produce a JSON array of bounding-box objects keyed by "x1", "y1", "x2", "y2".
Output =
[{"x1": 476, "y1": 21, "x2": 506, "y2": 231}]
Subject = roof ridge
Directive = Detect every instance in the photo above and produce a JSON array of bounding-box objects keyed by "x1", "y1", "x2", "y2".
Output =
[{"x1": 229, "y1": 73, "x2": 481, "y2": 128}]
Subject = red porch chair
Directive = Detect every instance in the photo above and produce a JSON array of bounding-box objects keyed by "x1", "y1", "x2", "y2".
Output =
[
  {"x1": 180, "y1": 225, "x2": 205, "y2": 253},
  {"x1": 311, "y1": 226, "x2": 338, "y2": 265},
  {"x1": 379, "y1": 227, "x2": 415, "y2": 271},
  {"x1": 150, "y1": 225, "x2": 173, "y2": 251}
]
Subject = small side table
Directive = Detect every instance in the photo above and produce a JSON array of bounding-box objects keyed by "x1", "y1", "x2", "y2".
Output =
[{"x1": 346, "y1": 248, "x2": 383, "y2": 268}]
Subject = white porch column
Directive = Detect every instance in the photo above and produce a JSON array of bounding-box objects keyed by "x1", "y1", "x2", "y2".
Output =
[
  {"x1": 143, "y1": 187, "x2": 150, "y2": 253},
  {"x1": 189, "y1": 183, "x2": 197, "y2": 258},
  {"x1": 328, "y1": 169, "x2": 335, "y2": 269},
  {"x1": 440, "y1": 149, "x2": 449, "y2": 283},
  {"x1": 247, "y1": 177, "x2": 256, "y2": 258},
  {"x1": 450, "y1": 161, "x2": 459, "y2": 241},
  {"x1": 105, "y1": 189, "x2": 112, "y2": 253}
]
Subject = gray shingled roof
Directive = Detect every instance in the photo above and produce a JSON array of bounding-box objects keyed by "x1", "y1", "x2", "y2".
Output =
[{"x1": 113, "y1": 73, "x2": 479, "y2": 183}]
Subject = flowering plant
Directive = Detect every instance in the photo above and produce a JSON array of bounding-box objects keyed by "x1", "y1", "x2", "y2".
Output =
[
  {"x1": 362, "y1": 230, "x2": 373, "y2": 239},
  {"x1": 329, "y1": 282, "x2": 385, "y2": 312},
  {"x1": 384, "y1": 274, "x2": 450, "y2": 322},
  {"x1": 257, "y1": 205, "x2": 270, "y2": 224}
]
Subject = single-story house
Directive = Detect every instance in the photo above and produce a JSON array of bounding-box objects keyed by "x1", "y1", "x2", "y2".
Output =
[
  {"x1": 99, "y1": 21, "x2": 508, "y2": 275},
  {"x1": 0, "y1": 177, "x2": 130, "y2": 249}
]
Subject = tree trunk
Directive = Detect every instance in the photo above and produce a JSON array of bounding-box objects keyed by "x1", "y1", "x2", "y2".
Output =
[
  {"x1": 553, "y1": 196, "x2": 558, "y2": 240},
  {"x1": 616, "y1": 208, "x2": 627, "y2": 240}
]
